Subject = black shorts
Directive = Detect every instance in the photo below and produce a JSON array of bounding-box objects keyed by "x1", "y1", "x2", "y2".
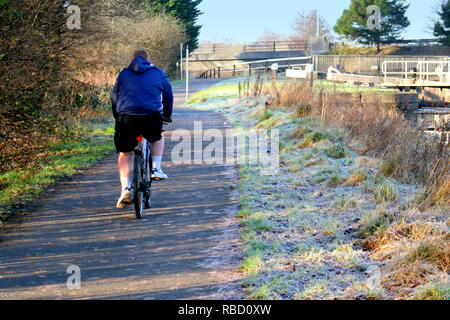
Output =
[{"x1": 114, "y1": 113, "x2": 164, "y2": 153}]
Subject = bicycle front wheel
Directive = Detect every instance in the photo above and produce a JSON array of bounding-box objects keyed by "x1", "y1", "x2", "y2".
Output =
[{"x1": 133, "y1": 154, "x2": 144, "y2": 220}]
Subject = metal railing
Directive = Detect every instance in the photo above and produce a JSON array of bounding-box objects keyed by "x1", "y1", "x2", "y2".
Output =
[
  {"x1": 312, "y1": 55, "x2": 450, "y2": 76},
  {"x1": 196, "y1": 55, "x2": 450, "y2": 81},
  {"x1": 193, "y1": 40, "x2": 310, "y2": 54},
  {"x1": 197, "y1": 56, "x2": 312, "y2": 79},
  {"x1": 381, "y1": 60, "x2": 450, "y2": 83}
]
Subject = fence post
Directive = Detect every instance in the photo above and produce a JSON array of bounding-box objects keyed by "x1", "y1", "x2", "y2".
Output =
[
  {"x1": 249, "y1": 64, "x2": 251, "y2": 75},
  {"x1": 233, "y1": 65, "x2": 236, "y2": 77},
  {"x1": 273, "y1": 41, "x2": 276, "y2": 52},
  {"x1": 218, "y1": 67, "x2": 221, "y2": 78}
]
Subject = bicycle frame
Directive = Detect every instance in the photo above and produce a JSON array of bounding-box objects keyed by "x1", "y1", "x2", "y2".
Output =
[{"x1": 135, "y1": 136, "x2": 152, "y2": 173}]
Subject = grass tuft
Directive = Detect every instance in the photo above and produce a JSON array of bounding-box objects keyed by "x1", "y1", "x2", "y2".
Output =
[
  {"x1": 374, "y1": 180, "x2": 399, "y2": 203},
  {"x1": 414, "y1": 282, "x2": 450, "y2": 300},
  {"x1": 288, "y1": 126, "x2": 313, "y2": 140},
  {"x1": 358, "y1": 209, "x2": 394, "y2": 238},
  {"x1": 292, "y1": 104, "x2": 312, "y2": 118},
  {"x1": 333, "y1": 195, "x2": 358, "y2": 211},
  {"x1": 345, "y1": 170, "x2": 368, "y2": 186},
  {"x1": 297, "y1": 131, "x2": 328, "y2": 149},
  {"x1": 328, "y1": 174, "x2": 346, "y2": 187},
  {"x1": 403, "y1": 239, "x2": 449, "y2": 267},
  {"x1": 258, "y1": 109, "x2": 273, "y2": 123},
  {"x1": 240, "y1": 212, "x2": 275, "y2": 232},
  {"x1": 324, "y1": 144, "x2": 350, "y2": 159}
]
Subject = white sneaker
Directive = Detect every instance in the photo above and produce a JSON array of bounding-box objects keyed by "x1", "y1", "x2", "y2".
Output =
[
  {"x1": 116, "y1": 187, "x2": 133, "y2": 209},
  {"x1": 152, "y1": 168, "x2": 168, "y2": 181}
]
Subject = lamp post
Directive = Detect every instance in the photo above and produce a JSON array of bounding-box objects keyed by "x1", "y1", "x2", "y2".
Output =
[
  {"x1": 186, "y1": 45, "x2": 189, "y2": 102},
  {"x1": 180, "y1": 43, "x2": 184, "y2": 81}
]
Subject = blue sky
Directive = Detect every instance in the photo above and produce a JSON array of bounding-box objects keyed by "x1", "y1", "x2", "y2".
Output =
[{"x1": 197, "y1": 0, "x2": 440, "y2": 43}]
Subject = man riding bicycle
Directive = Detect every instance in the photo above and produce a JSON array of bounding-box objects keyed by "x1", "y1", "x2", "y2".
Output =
[{"x1": 111, "y1": 49, "x2": 173, "y2": 209}]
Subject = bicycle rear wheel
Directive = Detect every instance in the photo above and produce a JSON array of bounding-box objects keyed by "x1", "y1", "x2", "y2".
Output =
[{"x1": 133, "y1": 154, "x2": 144, "y2": 220}]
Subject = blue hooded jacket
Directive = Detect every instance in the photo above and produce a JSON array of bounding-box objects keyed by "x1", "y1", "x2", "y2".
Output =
[{"x1": 111, "y1": 56, "x2": 173, "y2": 119}]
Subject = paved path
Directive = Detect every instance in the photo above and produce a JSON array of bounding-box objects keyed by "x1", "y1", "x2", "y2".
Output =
[{"x1": 0, "y1": 80, "x2": 242, "y2": 300}]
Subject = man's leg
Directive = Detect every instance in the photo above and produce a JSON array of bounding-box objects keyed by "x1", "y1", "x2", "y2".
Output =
[
  {"x1": 150, "y1": 135, "x2": 168, "y2": 180},
  {"x1": 117, "y1": 152, "x2": 134, "y2": 208},
  {"x1": 150, "y1": 135, "x2": 164, "y2": 170},
  {"x1": 118, "y1": 152, "x2": 134, "y2": 190}
]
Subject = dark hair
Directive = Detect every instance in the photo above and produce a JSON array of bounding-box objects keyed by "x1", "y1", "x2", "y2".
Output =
[{"x1": 133, "y1": 49, "x2": 149, "y2": 60}]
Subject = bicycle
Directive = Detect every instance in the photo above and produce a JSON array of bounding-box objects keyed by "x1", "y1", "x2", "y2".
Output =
[
  {"x1": 133, "y1": 136, "x2": 152, "y2": 220},
  {"x1": 132, "y1": 118, "x2": 171, "y2": 220}
]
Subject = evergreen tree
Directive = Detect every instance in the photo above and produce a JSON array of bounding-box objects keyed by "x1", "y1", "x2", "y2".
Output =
[
  {"x1": 434, "y1": 0, "x2": 450, "y2": 46},
  {"x1": 145, "y1": 0, "x2": 203, "y2": 50},
  {"x1": 334, "y1": 0, "x2": 410, "y2": 52}
]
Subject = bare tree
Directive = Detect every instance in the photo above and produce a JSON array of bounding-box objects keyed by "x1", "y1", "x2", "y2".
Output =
[
  {"x1": 258, "y1": 28, "x2": 284, "y2": 42},
  {"x1": 291, "y1": 10, "x2": 334, "y2": 41}
]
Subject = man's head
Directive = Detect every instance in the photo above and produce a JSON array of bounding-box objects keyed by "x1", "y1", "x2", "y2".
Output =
[{"x1": 133, "y1": 49, "x2": 149, "y2": 61}]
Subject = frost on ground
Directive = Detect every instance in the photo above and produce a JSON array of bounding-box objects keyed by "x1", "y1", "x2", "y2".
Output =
[{"x1": 186, "y1": 80, "x2": 449, "y2": 300}]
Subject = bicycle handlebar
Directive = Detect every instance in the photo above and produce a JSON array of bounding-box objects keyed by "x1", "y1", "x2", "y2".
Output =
[{"x1": 161, "y1": 114, "x2": 173, "y2": 123}]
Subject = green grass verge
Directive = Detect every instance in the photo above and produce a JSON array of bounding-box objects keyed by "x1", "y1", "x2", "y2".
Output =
[
  {"x1": 0, "y1": 124, "x2": 115, "y2": 223},
  {"x1": 186, "y1": 84, "x2": 239, "y2": 105}
]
